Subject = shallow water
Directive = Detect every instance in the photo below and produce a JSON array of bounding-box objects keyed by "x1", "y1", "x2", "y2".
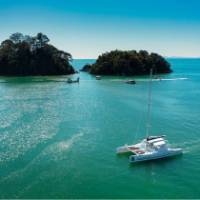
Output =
[{"x1": 0, "y1": 58, "x2": 200, "y2": 198}]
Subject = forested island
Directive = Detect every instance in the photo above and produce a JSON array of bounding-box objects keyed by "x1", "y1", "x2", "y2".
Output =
[
  {"x1": 0, "y1": 33, "x2": 75, "y2": 76},
  {"x1": 81, "y1": 50, "x2": 172, "y2": 75}
]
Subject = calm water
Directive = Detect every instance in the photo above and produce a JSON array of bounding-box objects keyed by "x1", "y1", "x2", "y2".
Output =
[{"x1": 0, "y1": 59, "x2": 200, "y2": 198}]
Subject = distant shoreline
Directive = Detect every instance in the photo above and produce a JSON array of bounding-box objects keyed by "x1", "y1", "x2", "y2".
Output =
[{"x1": 73, "y1": 57, "x2": 200, "y2": 60}]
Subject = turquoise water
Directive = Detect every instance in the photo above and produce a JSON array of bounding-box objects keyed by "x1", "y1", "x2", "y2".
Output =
[{"x1": 0, "y1": 58, "x2": 200, "y2": 198}]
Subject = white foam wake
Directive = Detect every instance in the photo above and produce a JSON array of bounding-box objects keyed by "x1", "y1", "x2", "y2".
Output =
[
  {"x1": 58, "y1": 132, "x2": 84, "y2": 151},
  {"x1": 137, "y1": 77, "x2": 189, "y2": 82},
  {"x1": 176, "y1": 139, "x2": 200, "y2": 153},
  {"x1": 72, "y1": 77, "x2": 189, "y2": 82},
  {"x1": 158, "y1": 77, "x2": 188, "y2": 81},
  {"x1": 109, "y1": 77, "x2": 189, "y2": 82}
]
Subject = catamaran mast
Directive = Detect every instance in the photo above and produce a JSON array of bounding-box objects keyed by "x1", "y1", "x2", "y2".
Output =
[{"x1": 146, "y1": 68, "x2": 153, "y2": 138}]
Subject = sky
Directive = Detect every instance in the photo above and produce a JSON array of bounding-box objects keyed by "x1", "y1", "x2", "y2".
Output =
[{"x1": 0, "y1": 0, "x2": 200, "y2": 58}]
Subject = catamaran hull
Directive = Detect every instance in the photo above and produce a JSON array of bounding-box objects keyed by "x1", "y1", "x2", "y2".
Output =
[
  {"x1": 116, "y1": 146, "x2": 132, "y2": 154},
  {"x1": 129, "y1": 149, "x2": 182, "y2": 163},
  {"x1": 116, "y1": 143, "x2": 143, "y2": 154}
]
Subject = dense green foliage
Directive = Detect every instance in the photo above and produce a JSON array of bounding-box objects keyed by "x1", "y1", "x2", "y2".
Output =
[
  {"x1": 81, "y1": 64, "x2": 91, "y2": 72},
  {"x1": 81, "y1": 50, "x2": 172, "y2": 75},
  {"x1": 0, "y1": 33, "x2": 75, "y2": 76}
]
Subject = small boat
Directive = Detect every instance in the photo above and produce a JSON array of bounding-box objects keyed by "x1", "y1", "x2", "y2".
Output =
[
  {"x1": 67, "y1": 77, "x2": 80, "y2": 84},
  {"x1": 117, "y1": 69, "x2": 182, "y2": 163},
  {"x1": 154, "y1": 76, "x2": 162, "y2": 81},
  {"x1": 125, "y1": 80, "x2": 136, "y2": 84},
  {"x1": 96, "y1": 76, "x2": 101, "y2": 80}
]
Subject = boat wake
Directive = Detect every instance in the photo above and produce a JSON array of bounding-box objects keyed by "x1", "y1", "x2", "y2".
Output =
[
  {"x1": 136, "y1": 77, "x2": 189, "y2": 82},
  {"x1": 58, "y1": 132, "x2": 84, "y2": 151},
  {"x1": 177, "y1": 140, "x2": 200, "y2": 153},
  {"x1": 39, "y1": 132, "x2": 84, "y2": 161},
  {"x1": 109, "y1": 77, "x2": 189, "y2": 82},
  {"x1": 41, "y1": 132, "x2": 84, "y2": 159},
  {"x1": 0, "y1": 132, "x2": 84, "y2": 185}
]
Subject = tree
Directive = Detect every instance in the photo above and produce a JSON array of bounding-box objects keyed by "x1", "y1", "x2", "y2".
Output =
[
  {"x1": 1, "y1": 40, "x2": 14, "y2": 49},
  {"x1": 9, "y1": 32, "x2": 24, "y2": 44},
  {"x1": 36, "y1": 32, "x2": 50, "y2": 46},
  {"x1": 59, "y1": 51, "x2": 72, "y2": 62},
  {"x1": 0, "y1": 33, "x2": 75, "y2": 76},
  {"x1": 82, "y1": 50, "x2": 172, "y2": 76},
  {"x1": 24, "y1": 35, "x2": 34, "y2": 44}
]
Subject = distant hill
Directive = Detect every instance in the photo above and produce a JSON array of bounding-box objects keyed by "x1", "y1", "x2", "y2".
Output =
[
  {"x1": 0, "y1": 32, "x2": 75, "y2": 76},
  {"x1": 81, "y1": 50, "x2": 172, "y2": 75}
]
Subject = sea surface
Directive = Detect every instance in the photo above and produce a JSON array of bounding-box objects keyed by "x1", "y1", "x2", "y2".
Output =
[{"x1": 0, "y1": 58, "x2": 200, "y2": 199}]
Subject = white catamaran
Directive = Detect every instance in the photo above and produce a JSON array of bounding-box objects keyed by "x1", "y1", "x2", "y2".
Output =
[{"x1": 116, "y1": 69, "x2": 182, "y2": 163}]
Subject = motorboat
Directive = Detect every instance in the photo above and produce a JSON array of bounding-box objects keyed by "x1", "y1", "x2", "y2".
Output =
[
  {"x1": 96, "y1": 76, "x2": 101, "y2": 80},
  {"x1": 67, "y1": 77, "x2": 80, "y2": 84},
  {"x1": 125, "y1": 80, "x2": 136, "y2": 85}
]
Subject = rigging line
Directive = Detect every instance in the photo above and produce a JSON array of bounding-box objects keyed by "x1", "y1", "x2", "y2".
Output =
[
  {"x1": 146, "y1": 68, "x2": 153, "y2": 138},
  {"x1": 134, "y1": 108, "x2": 143, "y2": 142}
]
